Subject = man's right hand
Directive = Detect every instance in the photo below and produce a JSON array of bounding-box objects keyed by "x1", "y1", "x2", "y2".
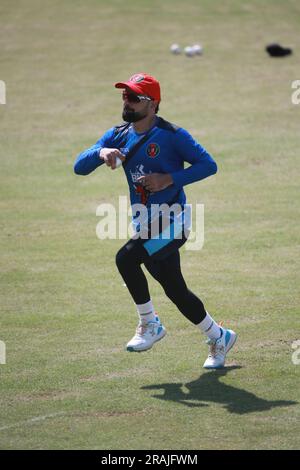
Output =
[{"x1": 99, "y1": 148, "x2": 125, "y2": 170}]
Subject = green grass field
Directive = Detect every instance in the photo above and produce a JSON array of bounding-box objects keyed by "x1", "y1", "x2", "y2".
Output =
[{"x1": 1, "y1": 0, "x2": 299, "y2": 450}]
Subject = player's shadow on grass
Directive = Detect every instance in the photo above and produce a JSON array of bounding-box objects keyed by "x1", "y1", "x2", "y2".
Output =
[{"x1": 141, "y1": 367, "x2": 297, "y2": 414}]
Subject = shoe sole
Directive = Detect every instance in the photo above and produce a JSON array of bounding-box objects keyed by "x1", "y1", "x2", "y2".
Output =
[
  {"x1": 203, "y1": 330, "x2": 238, "y2": 369},
  {"x1": 127, "y1": 328, "x2": 166, "y2": 353}
]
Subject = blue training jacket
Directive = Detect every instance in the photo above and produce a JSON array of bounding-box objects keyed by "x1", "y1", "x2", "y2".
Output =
[{"x1": 74, "y1": 116, "x2": 217, "y2": 209}]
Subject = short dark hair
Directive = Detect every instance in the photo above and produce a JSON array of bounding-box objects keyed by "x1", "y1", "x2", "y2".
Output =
[{"x1": 155, "y1": 103, "x2": 159, "y2": 113}]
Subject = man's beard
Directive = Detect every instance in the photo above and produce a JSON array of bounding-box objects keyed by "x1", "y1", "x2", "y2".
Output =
[{"x1": 122, "y1": 105, "x2": 148, "y2": 123}]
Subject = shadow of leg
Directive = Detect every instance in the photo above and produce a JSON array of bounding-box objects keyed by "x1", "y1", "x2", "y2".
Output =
[{"x1": 141, "y1": 367, "x2": 298, "y2": 414}]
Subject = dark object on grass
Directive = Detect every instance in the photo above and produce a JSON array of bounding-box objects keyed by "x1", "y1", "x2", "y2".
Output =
[{"x1": 266, "y1": 43, "x2": 293, "y2": 57}]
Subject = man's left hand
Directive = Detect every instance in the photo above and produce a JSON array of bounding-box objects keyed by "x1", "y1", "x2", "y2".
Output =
[{"x1": 137, "y1": 173, "x2": 173, "y2": 193}]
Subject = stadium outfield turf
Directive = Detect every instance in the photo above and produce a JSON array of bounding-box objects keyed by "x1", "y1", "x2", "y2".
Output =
[{"x1": 0, "y1": 0, "x2": 299, "y2": 450}]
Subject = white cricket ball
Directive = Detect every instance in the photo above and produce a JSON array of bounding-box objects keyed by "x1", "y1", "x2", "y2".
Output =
[
  {"x1": 115, "y1": 156, "x2": 123, "y2": 168},
  {"x1": 170, "y1": 44, "x2": 181, "y2": 54},
  {"x1": 184, "y1": 46, "x2": 195, "y2": 57},
  {"x1": 192, "y1": 44, "x2": 203, "y2": 55}
]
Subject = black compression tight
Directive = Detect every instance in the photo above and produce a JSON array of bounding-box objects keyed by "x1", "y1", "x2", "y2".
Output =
[{"x1": 115, "y1": 237, "x2": 206, "y2": 325}]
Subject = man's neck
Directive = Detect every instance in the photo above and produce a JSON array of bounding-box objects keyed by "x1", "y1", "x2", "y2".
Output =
[{"x1": 133, "y1": 115, "x2": 157, "y2": 134}]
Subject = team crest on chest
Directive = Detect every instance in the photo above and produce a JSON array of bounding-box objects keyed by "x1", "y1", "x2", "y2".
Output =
[{"x1": 146, "y1": 143, "x2": 160, "y2": 158}]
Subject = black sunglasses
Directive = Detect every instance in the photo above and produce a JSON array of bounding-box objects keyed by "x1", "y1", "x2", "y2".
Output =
[{"x1": 122, "y1": 90, "x2": 152, "y2": 103}]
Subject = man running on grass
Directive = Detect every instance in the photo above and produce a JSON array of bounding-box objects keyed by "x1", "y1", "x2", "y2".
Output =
[{"x1": 74, "y1": 72, "x2": 237, "y2": 368}]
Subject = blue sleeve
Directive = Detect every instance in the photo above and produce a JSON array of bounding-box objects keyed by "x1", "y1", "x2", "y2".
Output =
[
  {"x1": 170, "y1": 128, "x2": 217, "y2": 189},
  {"x1": 73, "y1": 128, "x2": 115, "y2": 175}
]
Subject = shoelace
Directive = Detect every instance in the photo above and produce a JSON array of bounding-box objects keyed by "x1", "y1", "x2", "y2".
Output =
[
  {"x1": 136, "y1": 324, "x2": 147, "y2": 337},
  {"x1": 207, "y1": 339, "x2": 217, "y2": 358},
  {"x1": 206, "y1": 321, "x2": 225, "y2": 358},
  {"x1": 136, "y1": 322, "x2": 156, "y2": 337},
  {"x1": 206, "y1": 336, "x2": 225, "y2": 358}
]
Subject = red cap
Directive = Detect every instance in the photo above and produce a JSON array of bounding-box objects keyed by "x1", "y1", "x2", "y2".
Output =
[{"x1": 115, "y1": 73, "x2": 161, "y2": 102}]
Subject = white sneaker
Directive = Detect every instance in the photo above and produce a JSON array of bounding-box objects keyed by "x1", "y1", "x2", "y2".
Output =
[
  {"x1": 203, "y1": 327, "x2": 237, "y2": 369},
  {"x1": 126, "y1": 319, "x2": 166, "y2": 352}
]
